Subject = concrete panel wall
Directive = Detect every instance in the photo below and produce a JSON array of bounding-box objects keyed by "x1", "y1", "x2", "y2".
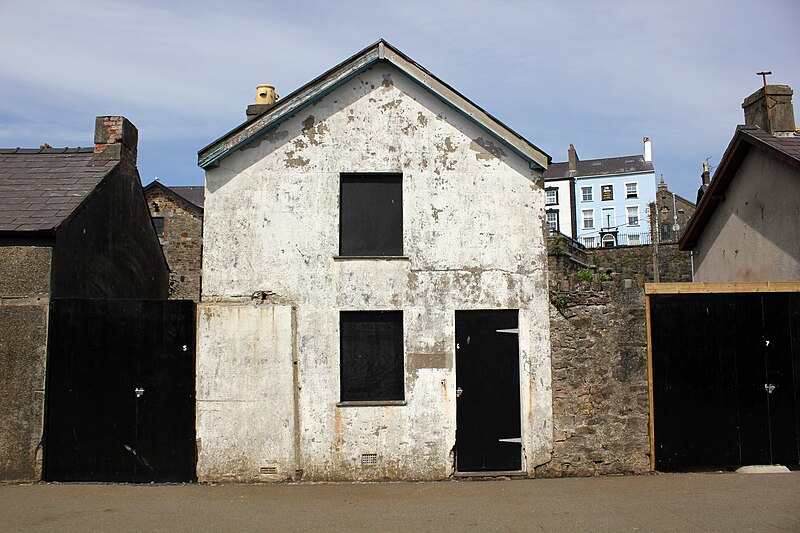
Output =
[
  {"x1": 200, "y1": 63, "x2": 552, "y2": 480},
  {"x1": 0, "y1": 245, "x2": 51, "y2": 480},
  {"x1": 693, "y1": 150, "x2": 800, "y2": 281},
  {"x1": 196, "y1": 303, "x2": 296, "y2": 482}
]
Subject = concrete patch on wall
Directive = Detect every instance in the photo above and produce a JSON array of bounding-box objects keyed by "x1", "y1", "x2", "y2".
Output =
[{"x1": 196, "y1": 303, "x2": 297, "y2": 482}]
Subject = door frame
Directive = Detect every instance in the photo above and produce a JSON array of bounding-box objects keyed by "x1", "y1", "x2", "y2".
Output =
[
  {"x1": 644, "y1": 281, "x2": 800, "y2": 471},
  {"x1": 454, "y1": 309, "x2": 524, "y2": 474}
]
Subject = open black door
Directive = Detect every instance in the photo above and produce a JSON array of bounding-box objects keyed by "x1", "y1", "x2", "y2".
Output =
[{"x1": 455, "y1": 310, "x2": 521, "y2": 472}]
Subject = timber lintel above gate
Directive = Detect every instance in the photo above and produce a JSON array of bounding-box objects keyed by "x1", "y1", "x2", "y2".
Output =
[{"x1": 645, "y1": 282, "x2": 800, "y2": 295}]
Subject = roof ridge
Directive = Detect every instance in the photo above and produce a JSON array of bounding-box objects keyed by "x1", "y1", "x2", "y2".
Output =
[{"x1": 0, "y1": 147, "x2": 93, "y2": 154}]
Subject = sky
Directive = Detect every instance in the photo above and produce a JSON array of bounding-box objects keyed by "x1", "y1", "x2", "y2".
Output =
[{"x1": 1, "y1": 0, "x2": 798, "y2": 200}]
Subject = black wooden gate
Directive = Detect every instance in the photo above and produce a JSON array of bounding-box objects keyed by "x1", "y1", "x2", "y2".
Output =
[
  {"x1": 650, "y1": 292, "x2": 800, "y2": 471},
  {"x1": 43, "y1": 299, "x2": 196, "y2": 482}
]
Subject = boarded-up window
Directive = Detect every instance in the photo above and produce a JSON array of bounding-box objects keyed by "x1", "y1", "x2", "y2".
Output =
[
  {"x1": 340, "y1": 311, "x2": 404, "y2": 402},
  {"x1": 340, "y1": 174, "x2": 402, "y2": 256}
]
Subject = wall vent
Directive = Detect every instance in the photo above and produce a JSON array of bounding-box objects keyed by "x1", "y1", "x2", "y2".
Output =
[
  {"x1": 259, "y1": 466, "x2": 278, "y2": 475},
  {"x1": 360, "y1": 453, "x2": 378, "y2": 465}
]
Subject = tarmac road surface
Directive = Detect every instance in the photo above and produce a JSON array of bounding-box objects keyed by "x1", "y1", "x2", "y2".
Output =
[{"x1": 1, "y1": 472, "x2": 799, "y2": 532}]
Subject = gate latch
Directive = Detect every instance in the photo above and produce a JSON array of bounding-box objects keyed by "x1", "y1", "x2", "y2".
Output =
[
  {"x1": 135, "y1": 387, "x2": 145, "y2": 398},
  {"x1": 764, "y1": 383, "x2": 776, "y2": 394}
]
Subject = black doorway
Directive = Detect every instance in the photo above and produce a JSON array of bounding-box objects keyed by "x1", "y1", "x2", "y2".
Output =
[
  {"x1": 455, "y1": 310, "x2": 521, "y2": 472},
  {"x1": 43, "y1": 299, "x2": 197, "y2": 482}
]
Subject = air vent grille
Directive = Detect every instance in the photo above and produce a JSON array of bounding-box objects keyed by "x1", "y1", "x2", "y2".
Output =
[
  {"x1": 260, "y1": 466, "x2": 278, "y2": 475},
  {"x1": 360, "y1": 453, "x2": 378, "y2": 465}
]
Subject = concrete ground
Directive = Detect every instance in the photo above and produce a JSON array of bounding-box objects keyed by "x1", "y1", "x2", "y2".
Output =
[{"x1": 2, "y1": 472, "x2": 799, "y2": 532}]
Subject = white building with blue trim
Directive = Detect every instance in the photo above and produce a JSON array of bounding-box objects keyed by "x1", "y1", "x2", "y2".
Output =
[{"x1": 544, "y1": 138, "x2": 656, "y2": 247}]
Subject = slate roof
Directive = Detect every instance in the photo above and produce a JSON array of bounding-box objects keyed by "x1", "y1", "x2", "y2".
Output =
[
  {"x1": 143, "y1": 181, "x2": 205, "y2": 211},
  {"x1": 0, "y1": 148, "x2": 117, "y2": 232},
  {"x1": 680, "y1": 125, "x2": 800, "y2": 250},
  {"x1": 544, "y1": 155, "x2": 654, "y2": 180},
  {"x1": 169, "y1": 186, "x2": 204, "y2": 208}
]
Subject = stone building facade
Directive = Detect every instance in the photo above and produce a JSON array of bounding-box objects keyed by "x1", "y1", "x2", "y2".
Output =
[
  {"x1": 195, "y1": 40, "x2": 554, "y2": 482},
  {"x1": 144, "y1": 182, "x2": 204, "y2": 301},
  {"x1": 655, "y1": 175, "x2": 695, "y2": 244}
]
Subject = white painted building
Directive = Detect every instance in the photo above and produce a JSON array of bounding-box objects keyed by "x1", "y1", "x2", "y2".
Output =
[{"x1": 196, "y1": 40, "x2": 554, "y2": 481}]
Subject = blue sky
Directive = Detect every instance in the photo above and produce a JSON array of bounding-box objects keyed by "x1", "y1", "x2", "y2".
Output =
[{"x1": 1, "y1": 0, "x2": 798, "y2": 200}]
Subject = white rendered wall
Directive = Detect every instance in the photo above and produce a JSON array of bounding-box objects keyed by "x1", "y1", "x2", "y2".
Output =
[{"x1": 199, "y1": 63, "x2": 553, "y2": 480}]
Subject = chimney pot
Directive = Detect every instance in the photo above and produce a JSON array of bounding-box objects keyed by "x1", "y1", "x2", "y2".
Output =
[
  {"x1": 247, "y1": 84, "x2": 279, "y2": 119},
  {"x1": 642, "y1": 137, "x2": 652, "y2": 162}
]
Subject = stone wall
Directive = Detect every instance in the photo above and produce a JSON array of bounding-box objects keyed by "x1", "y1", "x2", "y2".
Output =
[
  {"x1": 0, "y1": 246, "x2": 51, "y2": 481},
  {"x1": 590, "y1": 243, "x2": 691, "y2": 282},
  {"x1": 145, "y1": 188, "x2": 203, "y2": 301},
  {"x1": 539, "y1": 277, "x2": 651, "y2": 477}
]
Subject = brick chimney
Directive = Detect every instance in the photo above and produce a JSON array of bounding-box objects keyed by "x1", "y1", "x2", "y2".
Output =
[
  {"x1": 742, "y1": 84, "x2": 796, "y2": 135},
  {"x1": 94, "y1": 116, "x2": 138, "y2": 165},
  {"x1": 568, "y1": 144, "x2": 579, "y2": 175}
]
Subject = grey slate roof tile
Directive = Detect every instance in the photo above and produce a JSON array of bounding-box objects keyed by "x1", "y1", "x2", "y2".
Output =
[
  {"x1": 0, "y1": 148, "x2": 117, "y2": 232},
  {"x1": 544, "y1": 155, "x2": 654, "y2": 180}
]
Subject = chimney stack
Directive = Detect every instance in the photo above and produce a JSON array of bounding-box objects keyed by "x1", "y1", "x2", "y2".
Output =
[
  {"x1": 247, "y1": 84, "x2": 279, "y2": 119},
  {"x1": 742, "y1": 84, "x2": 796, "y2": 135},
  {"x1": 696, "y1": 161, "x2": 711, "y2": 205},
  {"x1": 94, "y1": 116, "x2": 137, "y2": 165},
  {"x1": 568, "y1": 144, "x2": 579, "y2": 174},
  {"x1": 642, "y1": 137, "x2": 652, "y2": 162}
]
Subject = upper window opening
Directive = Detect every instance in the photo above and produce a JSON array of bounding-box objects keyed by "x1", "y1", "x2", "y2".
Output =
[
  {"x1": 545, "y1": 188, "x2": 558, "y2": 205},
  {"x1": 340, "y1": 174, "x2": 403, "y2": 256},
  {"x1": 152, "y1": 216, "x2": 164, "y2": 237}
]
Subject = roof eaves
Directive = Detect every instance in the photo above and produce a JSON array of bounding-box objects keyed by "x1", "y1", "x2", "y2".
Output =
[
  {"x1": 199, "y1": 39, "x2": 550, "y2": 171},
  {"x1": 198, "y1": 44, "x2": 382, "y2": 169}
]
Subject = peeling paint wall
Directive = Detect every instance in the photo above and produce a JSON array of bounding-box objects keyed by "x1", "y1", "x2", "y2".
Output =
[{"x1": 199, "y1": 63, "x2": 552, "y2": 481}]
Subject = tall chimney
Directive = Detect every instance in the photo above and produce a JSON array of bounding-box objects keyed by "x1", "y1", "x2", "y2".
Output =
[
  {"x1": 247, "y1": 84, "x2": 279, "y2": 119},
  {"x1": 696, "y1": 161, "x2": 711, "y2": 205},
  {"x1": 642, "y1": 137, "x2": 652, "y2": 162},
  {"x1": 93, "y1": 116, "x2": 137, "y2": 166},
  {"x1": 568, "y1": 144, "x2": 579, "y2": 174},
  {"x1": 742, "y1": 84, "x2": 796, "y2": 134}
]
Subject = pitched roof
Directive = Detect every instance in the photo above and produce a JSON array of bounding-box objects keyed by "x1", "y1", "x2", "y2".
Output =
[
  {"x1": 0, "y1": 148, "x2": 117, "y2": 232},
  {"x1": 199, "y1": 39, "x2": 550, "y2": 170},
  {"x1": 679, "y1": 125, "x2": 800, "y2": 250},
  {"x1": 143, "y1": 181, "x2": 205, "y2": 210},
  {"x1": 170, "y1": 186, "x2": 204, "y2": 208},
  {"x1": 544, "y1": 155, "x2": 653, "y2": 180}
]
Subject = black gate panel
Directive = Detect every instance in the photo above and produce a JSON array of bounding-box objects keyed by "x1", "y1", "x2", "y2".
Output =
[
  {"x1": 650, "y1": 292, "x2": 800, "y2": 471},
  {"x1": 44, "y1": 299, "x2": 196, "y2": 482},
  {"x1": 455, "y1": 310, "x2": 521, "y2": 472}
]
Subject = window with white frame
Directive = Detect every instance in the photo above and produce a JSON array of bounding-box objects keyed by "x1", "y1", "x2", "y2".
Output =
[
  {"x1": 546, "y1": 210, "x2": 559, "y2": 232},
  {"x1": 582, "y1": 236, "x2": 596, "y2": 248},
  {"x1": 627, "y1": 206, "x2": 639, "y2": 226},
  {"x1": 582, "y1": 209, "x2": 594, "y2": 229},
  {"x1": 545, "y1": 188, "x2": 558, "y2": 205},
  {"x1": 628, "y1": 233, "x2": 640, "y2": 245},
  {"x1": 581, "y1": 186, "x2": 593, "y2": 202},
  {"x1": 625, "y1": 182, "x2": 638, "y2": 199}
]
